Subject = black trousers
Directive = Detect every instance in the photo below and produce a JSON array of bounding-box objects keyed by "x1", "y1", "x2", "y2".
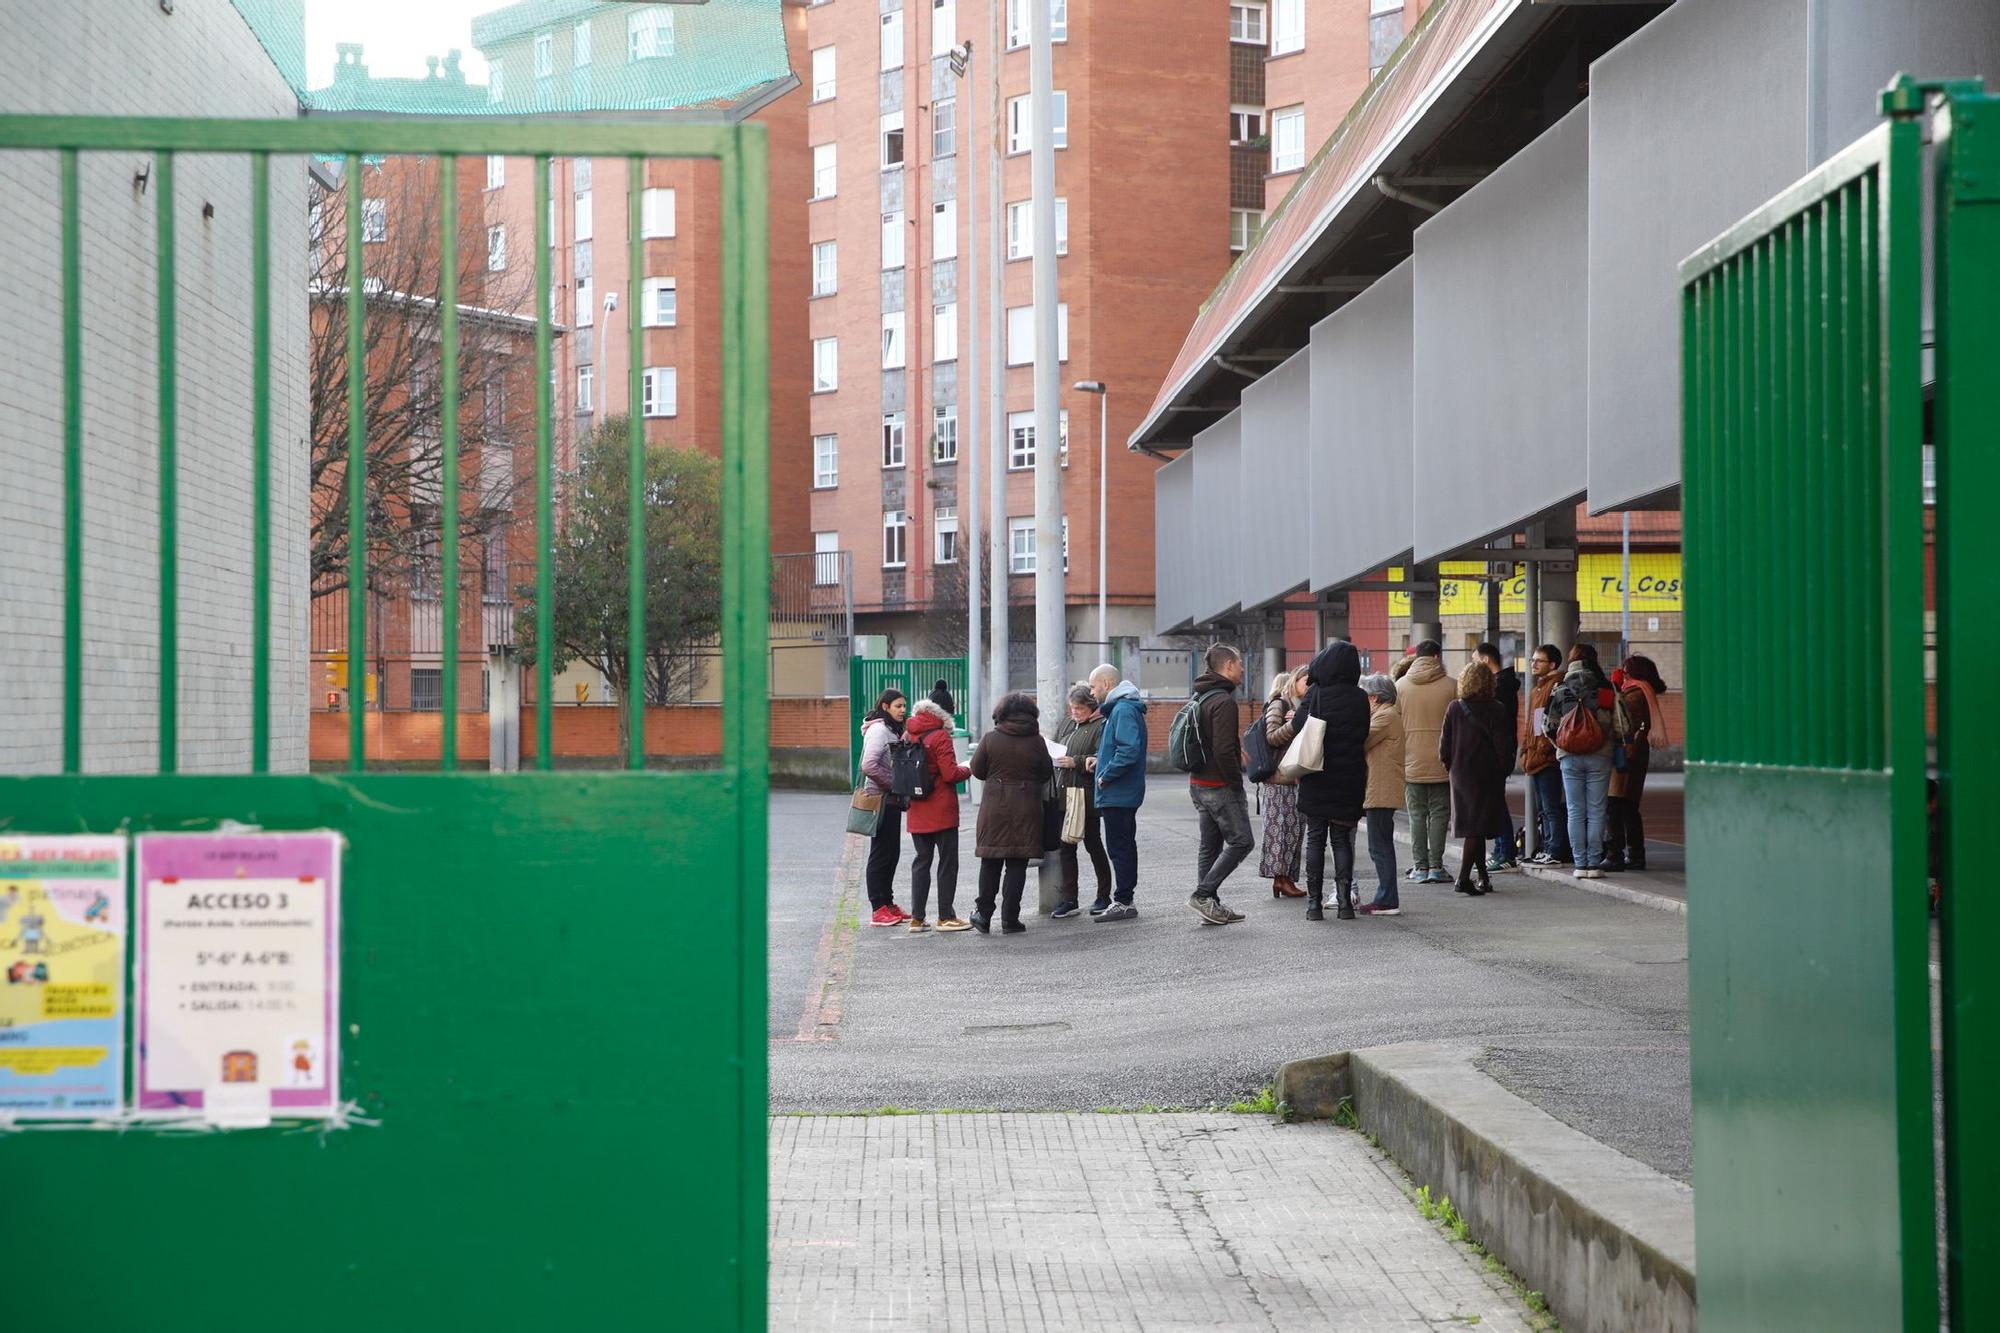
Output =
[
  {"x1": 1604, "y1": 796, "x2": 1646, "y2": 864},
  {"x1": 976, "y1": 857, "x2": 1029, "y2": 926},
  {"x1": 910, "y1": 830, "x2": 958, "y2": 920},
  {"x1": 865, "y1": 802, "x2": 903, "y2": 909},
  {"x1": 1057, "y1": 804, "x2": 1110, "y2": 904},
  {"x1": 1302, "y1": 812, "x2": 1356, "y2": 891}
]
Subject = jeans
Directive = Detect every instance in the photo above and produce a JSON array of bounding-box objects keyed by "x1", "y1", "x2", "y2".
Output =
[
  {"x1": 910, "y1": 830, "x2": 958, "y2": 920},
  {"x1": 975, "y1": 857, "x2": 1029, "y2": 926},
  {"x1": 1530, "y1": 766, "x2": 1571, "y2": 859},
  {"x1": 1364, "y1": 808, "x2": 1399, "y2": 907},
  {"x1": 1100, "y1": 806, "x2": 1139, "y2": 904},
  {"x1": 1191, "y1": 784, "x2": 1255, "y2": 897},
  {"x1": 1559, "y1": 751, "x2": 1614, "y2": 870},
  {"x1": 1058, "y1": 803, "x2": 1110, "y2": 904},
  {"x1": 1405, "y1": 782, "x2": 1450, "y2": 871},
  {"x1": 865, "y1": 801, "x2": 903, "y2": 909},
  {"x1": 1303, "y1": 812, "x2": 1357, "y2": 892}
]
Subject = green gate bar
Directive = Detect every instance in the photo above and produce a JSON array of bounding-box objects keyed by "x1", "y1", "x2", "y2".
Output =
[
  {"x1": 251, "y1": 151, "x2": 272, "y2": 773},
  {"x1": 345, "y1": 151, "x2": 366, "y2": 770},
  {"x1": 534, "y1": 153, "x2": 553, "y2": 770},
  {"x1": 627, "y1": 154, "x2": 645, "y2": 771},
  {"x1": 157, "y1": 149, "x2": 178, "y2": 773},
  {"x1": 439, "y1": 152, "x2": 461, "y2": 770},
  {"x1": 61, "y1": 147, "x2": 81, "y2": 773}
]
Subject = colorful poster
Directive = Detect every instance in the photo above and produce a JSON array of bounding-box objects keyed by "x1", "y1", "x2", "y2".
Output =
[
  {"x1": 136, "y1": 832, "x2": 341, "y2": 1119},
  {"x1": 1388, "y1": 553, "x2": 1684, "y2": 618},
  {"x1": 0, "y1": 836, "x2": 128, "y2": 1118}
]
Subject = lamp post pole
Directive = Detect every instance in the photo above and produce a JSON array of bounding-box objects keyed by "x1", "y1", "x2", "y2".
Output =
[{"x1": 1074, "y1": 379, "x2": 1109, "y2": 653}]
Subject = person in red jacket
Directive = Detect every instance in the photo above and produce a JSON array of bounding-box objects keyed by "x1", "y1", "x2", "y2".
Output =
[{"x1": 904, "y1": 697, "x2": 972, "y2": 932}]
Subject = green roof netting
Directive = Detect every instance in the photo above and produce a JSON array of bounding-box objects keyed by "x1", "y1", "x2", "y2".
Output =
[{"x1": 232, "y1": 0, "x2": 793, "y2": 117}]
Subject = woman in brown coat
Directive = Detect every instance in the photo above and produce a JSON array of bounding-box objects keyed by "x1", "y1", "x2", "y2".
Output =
[
  {"x1": 1604, "y1": 656, "x2": 1668, "y2": 872},
  {"x1": 1439, "y1": 661, "x2": 1512, "y2": 897},
  {"x1": 969, "y1": 691, "x2": 1056, "y2": 934}
]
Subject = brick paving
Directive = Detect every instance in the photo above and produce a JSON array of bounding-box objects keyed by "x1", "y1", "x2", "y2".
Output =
[{"x1": 770, "y1": 1113, "x2": 1538, "y2": 1332}]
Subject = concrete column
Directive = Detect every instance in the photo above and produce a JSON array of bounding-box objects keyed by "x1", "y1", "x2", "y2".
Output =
[
  {"x1": 1264, "y1": 643, "x2": 1284, "y2": 688},
  {"x1": 1318, "y1": 593, "x2": 1350, "y2": 647},
  {"x1": 1539, "y1": 512, "x2": 1580, "y2": 653},
  {"x1": 1408, "y1": 564, "x2": 1442, "y2": 653}
]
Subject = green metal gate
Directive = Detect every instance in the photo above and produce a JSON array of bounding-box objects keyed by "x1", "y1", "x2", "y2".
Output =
[
  {"x1": 848, "y1": 656, "x2": 969, "y2": 784},
  {"x1": 1681, "y1": 98, "x2": 1934, "y2": 1330},
  {"x1": 0, "y1": 116, "x2": 768, "y2": 1329}
]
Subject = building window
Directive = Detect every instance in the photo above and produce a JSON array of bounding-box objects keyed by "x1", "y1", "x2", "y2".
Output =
[
  {"x1": 880, "y1": 10, "x2": 904, "y2": 70},
  {"x1": 883, "y1": 511, "x2": 908, "y2": 569},
  {"x1": 1271, "y1": 105, "x2": 1305, "y2": 173},
  {"x1": 1006, "y1": 0, "x2": 1068, "y2": 48},
  {"x1": 934, "y1": 302, "x2": 958, "y2": 362},
  {"x1": 641, "y1": 366, "x2": 677, "y2": 418},
  {"x1": 1005, "y1": 304, "x2": 1070, "y2": 366},
  {"x1": 1229, "y1": 208, "x2": 1265, "y2": 252},
  {"x1": 641, "y1": 187, "x2": 676, "y2": 238},
  {"x1": 1272, "y1": 0, "x2": 1304, "y2": 55},
  {"x1": 574, "y1": 158, "x2": 592, "y2": 192},
  {"x1": 549, "y1": 194, "x2": 558, "y2": 241},
  {"x1": 1230, "y1": 1, "x2": 1266, "y2": 44},
  {"x1": 362, "y1": 197, "x2": 387, "y2": 244},
  {"x1": 814, "y1": 434, "x2": 839, "y2": 489},
  {"x1": 485, "y1": 155, "x2": 505, "y2": 190},
  {"x1": 814, "y1": 532, "x2": 840, "y2": 586},
  {"x1": 882, "y1": 311, "x2": 907, "y2": 369},
  {"x1": 1008, "y1": 517, "x2": 1036, "y2": 573},
  {"x1": 1369, "y1": 0, "x2": 1404, "y2": 74},
  {"x1": 1007, "y1": 91, "x2": 1068, "y2": 154},
  {"x1": 643, "y1": 276, "x2": 678, "y2": 327},
  {"x1": 932, "y1": 0, "x2": 957, "y2": 56},
  {"x1": 1007, "y1": 409, "x2": 1070, "y2": 470},
  {"x1": 535, "y1": 30, "x2": 554, "y2": 78},
  {"x1": 933, "y1": 97, "x2": 957, "y2": 158},
  {"x1": 309, "y1": 202, "x2": 325, "y2": 247},
  {"x1": 576, "y1": 364, "x2": 595, "y2": 413},
  {"x1": 411, "y1": 667, "x2": 443, "y2": 712},
  {"x1": 881, "y1": 111, "x2": 906, "y2": 169},
  {"x1": 574, "y1": 19, "x2": 592, "y2": 67},
  {"x1": 811, "y1": 44, "x2": 836, "y2": 101},
  {"x1": 813, "y1": 337, "x2": 838, "y2": 393},
  {"x1": 1230, "y1": 105, "x2": 1265, "y2": 144},
  {"x1": 934, "y1": 507, "x2": 959, "y2": 564},
  {"x1": 882, "y1": 210, "x2": 906, "y2": 269},
  {"x1": 576, "y1": 275, "x2": 594, "y2": 327},
  {"x1": 1006, "y1": 197, "x2": 1068, "y2": 260},
  {"x1": 574, "y1": 191, "x2": 593, "y2": 242},
  {"x1": 628, "y1": 5, "x2": 674, "y2": 60},
  {"x1": 574, "y1": 238, "x2": 592, "y2": 281},
  {"x1": 487, "y1": 224, "x2": 506, "y2": 271},
  {"x1": 882, "y1": 411, "x2": 907, "y2": 468},
  {"x1": 933, "y1": 405, "x2": 958, "y2": 463},
  {"x1": 812, "y1": 241, "x2": 838, "y2": 296},
  {"x1": 812, "y1": 144, "x2": 837, "y2": 200},
  {"x1": 933, "y1": 199, "x2": 958, "y2": 261}
]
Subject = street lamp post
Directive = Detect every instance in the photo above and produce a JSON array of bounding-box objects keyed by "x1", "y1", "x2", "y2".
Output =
[{"x1": 1074, "y1": 380, "x2": 1108, "y2": 653}]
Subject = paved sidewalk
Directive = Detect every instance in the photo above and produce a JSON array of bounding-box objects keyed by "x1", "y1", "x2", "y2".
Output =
[{"x1": 771, "y1": 1112, "x2": 1541, "y2": 1332}]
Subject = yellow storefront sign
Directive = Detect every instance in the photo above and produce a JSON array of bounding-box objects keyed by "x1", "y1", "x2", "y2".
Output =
[{"x1": 1388, "y1": 553, "x2": 1681, "y2": 617}]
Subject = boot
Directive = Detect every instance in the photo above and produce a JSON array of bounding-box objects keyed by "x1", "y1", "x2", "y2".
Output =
[
  {"x1": 1272, "y1": 876, "x2": 1306, "y2": 899},
  {"x1": 1475, "y1": 861, "x2": 1493, "y2": 895},
  {"x1": 1304, "y1": 884, "x2": 1324, "y2": 921},
  {"x1": 1335, "y1": 881, "x2": 1357, "y2": 921}
]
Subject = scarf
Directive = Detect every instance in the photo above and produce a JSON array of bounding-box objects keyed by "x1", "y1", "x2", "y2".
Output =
[{"x1": 1629, "y1": 680, "x2": 1667, "y2": 745}]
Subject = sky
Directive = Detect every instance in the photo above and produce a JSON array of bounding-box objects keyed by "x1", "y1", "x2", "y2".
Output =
[{"x1": 305, "y1": 0, "x2": 493, "y2": 88}]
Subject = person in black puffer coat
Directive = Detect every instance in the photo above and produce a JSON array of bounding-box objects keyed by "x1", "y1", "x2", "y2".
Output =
[{"x1": 1294, "y1": 640, "x2": 1371, "y2": 921}]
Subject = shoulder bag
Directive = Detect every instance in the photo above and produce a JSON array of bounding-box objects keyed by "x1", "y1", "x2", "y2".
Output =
[
  {"x1": 1278, "y1": 712, "x2": 1327, "y2": 781},
  {"x1": 846, "y1": 786, "x2": 884, "y2": 837}
]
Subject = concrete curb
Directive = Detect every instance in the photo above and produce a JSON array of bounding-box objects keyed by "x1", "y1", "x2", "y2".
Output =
[
  {"x1": 1277, "y1": 1043, "x2": 1696, "y2": 1333},
  {"x1": 1394, "y1": 825, "x2": 1688, "y2": 915}
]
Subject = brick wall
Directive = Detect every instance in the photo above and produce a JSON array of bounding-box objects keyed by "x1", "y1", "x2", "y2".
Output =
[{"x1": 0, "y1": 0, "x2": 308, "y2": 775}]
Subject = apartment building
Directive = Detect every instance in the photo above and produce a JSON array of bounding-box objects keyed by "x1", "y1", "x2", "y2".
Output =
[{"x1": 801, "y1": 0, "x2": 1245, "y2": 666}]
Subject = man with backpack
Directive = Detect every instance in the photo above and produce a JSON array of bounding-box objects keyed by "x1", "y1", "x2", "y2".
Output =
[{"x1": 1181, "y1": 643, "x2": 1253, "y2": 926}]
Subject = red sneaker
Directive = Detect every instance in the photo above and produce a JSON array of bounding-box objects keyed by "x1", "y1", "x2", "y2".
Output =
[
  {"x1": 889, "y1": 904, "x2": 912, "y2": 921},
  {"x1": 869, "y1": 905, "x2": 902, "y2": 927}
]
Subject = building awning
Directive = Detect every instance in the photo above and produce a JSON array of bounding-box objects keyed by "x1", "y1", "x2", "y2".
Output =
[
  {"x1": 1310, "y1": 259, "x2": 1413, "y2": 592},
  {"x1": 1189, "y1": 412, "x2": 1245, "y2": 626},
  {"x1": 1236, "y1": 349, "x2": 1311, "y2": 613},
  {"x1": 1152, "y1": 451, "x2": 1195, "y2": 635}
]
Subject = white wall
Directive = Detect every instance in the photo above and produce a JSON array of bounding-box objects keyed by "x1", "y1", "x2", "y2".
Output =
[{"x1": 0, "y1": 0, "x2": 309, "y2": 774}]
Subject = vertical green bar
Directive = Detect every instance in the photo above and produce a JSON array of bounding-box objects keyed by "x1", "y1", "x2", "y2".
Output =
[
  {"x1": 157, "y1": 151, "x2": 178, "y2": 774},
  {"x1": 440, "y1": 154, "x2": 462, "y2": 772},
  {"x1": 722, "y1": 124, "x2": 772, "y2": 1333},
  {"x1": 347, "y1": 154, "x2": 368, "y2": 772},
  {"x1": 61, "y1": 149, "x2": 82, "y2": 774},
  {"x1": 627, "y1": 155, "x2": 646, "y2": 771},
  {"x1": 534, "y1": 155, "x2": 554, "y2": 771},
  {"x1": 251, "y1": 151, "x2": 271, "y2": 774}
]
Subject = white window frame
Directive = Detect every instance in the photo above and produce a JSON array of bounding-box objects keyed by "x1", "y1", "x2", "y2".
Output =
[
  {"x1": 933, "y1": 302, "x2": 958, "y2": 363},
  {"x1": 882, "y1": 311, "x2": 907, "y2": 369},
  {"x1": 363, "y1": 197, "x2": 388, "y2": 244},
  {"x1": 812, "y1": 240, "x2": 838, "y2": 297},
  {"x1": 812, "y1": 144, "x2": 837, "y2": 200},
  {"x1": 641, "y1": 187, "x2": 676, "y2": 239},
  {"x1": 1230, "y1": 105, "x2": 1265, "y2": 144},
  {"x1": 932, "y1": 0, "x2": 957, "y2": 57},
  {"x1": 1006, "y1": 0, "x2": 1068, "y2": 49},
  {"x1": 576, "y1": 275, "x2": 594, "y2": 327},
  {"x1": 534, "y1": 30, "x2": 553, "y2": 78},
  {"x1": 1271, "y1": 104, "x2": 1306, "y2": 173},
  {"x1": 1005, "y1": 303, "x2": 1069, "y2": 366},
  {"x1": 485, "y1": 155, "x2": 505, "y2": 190},
  {"x1": 643, "y1": 276, "x2": 678, "y2": 328},
  {"x1": 882, "y1": 412, "x2": 907, "y2": 468},
  {"x1": 641, "y1": 366, "x2": 677, "y2": 418},
  {"x1": 881, "y1": 110, "x2": 906, "y2": 169},
  {"x1": 1008, "y1": 516, "x2": 1036, "y2": 574},
  {"x1": 883, "y1": 510, "x2": 908, "y2": 569},
  {"x1": 574, "y1": 19, "x2": 592, "y2": 67},
  {"x1": 1230, "y1": 208, "x2": 1265, "y2": 253},
  {"x1": 932, "y1": 199, "x2": 958, "y2": 261},
  {"x1": 932, "y1": 404, "x2": 958, "y2": 463},
  {"x1": 813, "y1": 434, "x2": 839, "y2": 489},
  {"x1": 1006, "y1": 197, "x2": 1068, "y2": 260},
  {"x1": 1271, "y1": 0, "x2": 1304, "y2": 55},
  {"x1": 486, "y1": 223, "x2": 506, "y2": 271},
  {"x1": 811, "y1": 44, "x2": 836, "y2": 102},
  {"x1": 932, "y1": 97, "x2": 957, "y2": 159},
  {"x1": 628, "y1": 6, "x2": 674, "y2": 61},
  {"x1": 574, "y1": 158, "x2": 592, "y2": 192},
  {"x1": 576, "y1": 363, "x2": 594, "y2": 412},
  {"x1": 881, "y1": 210, "x2": 906, "y2": 270},
  {"x1": 812, "y1": 337, "x2": 838, "y2": 394},
  {"x1": 814, "y1": 531, "x2": 840, "y2": 586},
  {"x1": 934, "y1": 506, "x2": 959, "y2": 564},
  {"x1": 1007, "y1": 91, "x2": 1068, "y2": 154},
  {"x1": 1006, "y1": 408, "x2": 1071, "y2": 471},
  {"x1": 573, "y1": 191, "x2": 592, "y2": 242},
  {"x1": 1230, "y1": 1, "x2": 1267, "y2": 44},
  {"x1": 880, "y1": 10, "x2": 904, "y2": 70}
]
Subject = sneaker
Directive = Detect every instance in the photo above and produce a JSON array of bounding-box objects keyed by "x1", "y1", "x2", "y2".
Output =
[
  {"x1": 889, "y1": 904, "x2": 912, "y2": 921},
  {"x1": 870, "y1": 905, "x2": 903, "y2": 927},
  {"x1": 1582, "y1": 868, "x2": 1605, "y2": 880},
  {"x1": 1406, "y1": 867, "x2": 1426, "y2": 882},
  {"x1": 1425, "y1": 870, "x2": 1453, "y2": 885},
  {"x1": 1600, "y1": 860, "x2": 1627, "y2": 874},
  {"x1": 968, "y1": 912, "x2": 991, "y2": 934},
  {"x1": 1087, "y1": 897, "x2": 1112, "y2": 916},
  {"x1": 1573, "y1": 868, "x2": 1589, "y2": 880},
  {"x1": 1189, "y1": 893, "x2": 1232, "y2": 926},
  {"x1": 907, "y1": 918, "x2": 931, "y2": 933},
  {"x1": 1051, "y1": 900, "x2": 1082, "y2": 920},
  {"x1": 1000, "y1": 920, "x2": 1027, "y2": 935},
  {"x1": 1096, "y1": 902, "x2": 1138, "y2": 923},
  {"x1": 1219, "y1": 900, "x2": 1246, "y2": 923},
  {"x1": 1357, "y1": 903, "x2": 1401, "y2": 916},
  {"x1": 1489, "y1": 858, "x2": 1521, "y2": 873},
  {"x1": 936, "y1": 917, "x2": 971, "y2": 932}
]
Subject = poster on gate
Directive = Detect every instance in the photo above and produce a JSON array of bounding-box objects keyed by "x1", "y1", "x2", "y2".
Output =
[
  {"x1": 136, "y1": 832, "x2": 341, "y2": 1121},
  {"x1": 0, "y1": 836, "x2": 128, "y2": 1119}
]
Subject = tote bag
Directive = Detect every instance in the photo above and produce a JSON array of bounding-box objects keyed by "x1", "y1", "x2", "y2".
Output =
[
  {"x1": 846, "y1": 787, "x2": 883, "y2": 837},
  {"x1": 1277, "y1": 713, "x2": 1326, "y2": 782},
  {"x1": 1061, "y1": 786, "x2": 1088, "y2": 844}
]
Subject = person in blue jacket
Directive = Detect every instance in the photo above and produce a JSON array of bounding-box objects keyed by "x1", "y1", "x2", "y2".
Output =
[{"x1": 1089, "y1": 663, "x2": 1150, "y2": 923}]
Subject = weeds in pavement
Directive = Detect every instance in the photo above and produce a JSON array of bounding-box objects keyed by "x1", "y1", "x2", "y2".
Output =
[
  {"x1": 1413, "y1": 1188, "x2": 1560, "y2": 1330},
  {"x1": 1224, "y1": 1085, "x2": 1296, "y2": 1121},
  {"x1": 1332, "y1": 1097, "x2": 1361, "y2": 1131}
]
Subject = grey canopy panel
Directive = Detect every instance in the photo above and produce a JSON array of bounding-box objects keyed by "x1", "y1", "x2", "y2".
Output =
[
  {"x1": 1309, "y1": 258, "x2": 1413, "y2": 591},
  {"x1": 1153, "y1": 450, "x2": 1195, "y2": 634},
  {"x1": 1412, "y1": 102, "x2": 1589, "y2": 563},
  {"x1": 1237, "y1": 349, "x2": 1311, "y2": 611},
  {"x1": 1190, "y1": 411, "x2": 1244, "y2": 625}
]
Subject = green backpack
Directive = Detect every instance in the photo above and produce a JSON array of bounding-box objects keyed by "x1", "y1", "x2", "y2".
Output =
[{"x1": 1167, "y1": 689, "x2": 1227, "y2": 773}]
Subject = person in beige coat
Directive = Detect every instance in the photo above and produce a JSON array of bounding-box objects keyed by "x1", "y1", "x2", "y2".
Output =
[
  {"x1": 1396, "y1": 641, "x2": 1458, "y2": 885},
  {"x1": 1358, "y1": 674, "x2": 1407, "y2": 914}
]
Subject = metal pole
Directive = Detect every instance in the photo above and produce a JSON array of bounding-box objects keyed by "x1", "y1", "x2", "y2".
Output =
[
  {"x1": 1098, "y1": 387, "x2": 1108, "y2": 650},
  {"x1": 961, "y1": 42, "x2": 983, "y2": 733},
  {"x1": 1029, "y1": 0, "x2": 1064, "y2": 724},
  {"x1": 1621, "y1": 510, "x2": 1632, "y2": 660},
  {"x1": 1523, "y1": 551, "x2": 1542, "y2": 859},
  {"x1": 987, "y1": 0, "x2": 1008, "y2": 708}
]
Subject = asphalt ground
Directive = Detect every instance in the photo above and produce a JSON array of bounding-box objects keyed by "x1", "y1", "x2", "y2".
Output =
[{"x1": 768, "y1": 777, "x2": 1693, "y2": 1182}]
